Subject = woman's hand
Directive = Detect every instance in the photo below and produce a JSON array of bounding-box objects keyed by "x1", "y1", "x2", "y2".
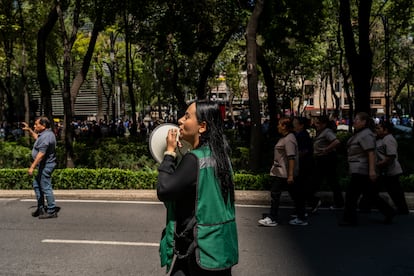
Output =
[{"x1": 166, "y1": 128, "x2": 178, "y2": 152}]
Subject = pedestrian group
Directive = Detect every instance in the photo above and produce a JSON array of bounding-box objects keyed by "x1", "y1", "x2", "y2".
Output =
[{"x1": 259, "y1": 112, "x2": 409, "y2": 227}]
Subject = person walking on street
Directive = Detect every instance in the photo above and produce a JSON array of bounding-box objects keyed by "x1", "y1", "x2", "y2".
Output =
[
  {"x1": 157, "y1": 100, "x2": 238, "y2": 275},
  {"x1": 340, "y1": 112, "x2": 396, "y2": 226},
  {"x1": 22, "y1": 117, "x2": 60, "y2": 219},
  {"x1": 376, "y1": 121, "x2": 409, "y2": 215},
  {"x1": 313, "y1": 116, "x2": 344, "y2": 211},
  {"x1": 292, "y1": 117, "x2": 315, "y2": 219},
  {"x1": 258, "y1": 117, "x2": 304, "y2": 226}
]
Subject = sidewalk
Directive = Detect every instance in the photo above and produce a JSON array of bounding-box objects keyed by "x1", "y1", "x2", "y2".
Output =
[{"x1": 1, "y1": 189, "x2": 413, "y2": 209}]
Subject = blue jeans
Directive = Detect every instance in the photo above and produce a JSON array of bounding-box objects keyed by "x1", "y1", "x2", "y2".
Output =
[{"x1": 33, "y1": 163, "x2": 56, "y2": 213}]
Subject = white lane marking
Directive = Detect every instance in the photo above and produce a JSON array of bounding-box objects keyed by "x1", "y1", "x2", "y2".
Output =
[
  {"x1": 42, "y1": 239, "x2": 159, "y2": 247},
  {"x1": 21, "y1": 199, "x2": 270, "y2": 208},
  {"x1": 21, "y1": 199, "x2": 162, "y2": 205},
  {"x1": 236, "y1": 204, "x2": 270, "y2": 208}
]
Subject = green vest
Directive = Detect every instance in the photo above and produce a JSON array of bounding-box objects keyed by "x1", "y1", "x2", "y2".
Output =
[{"x1": 159, "y1": 146, "x2": 239, "y2": 272}]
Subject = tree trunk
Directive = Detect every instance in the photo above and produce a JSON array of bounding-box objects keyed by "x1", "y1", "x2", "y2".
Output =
[
  {"x1": 124, "y1": 10, "x2": 138, "y2": 136},
  {"x1": 57, "y1": 1, "x2": 80, "y2": 168},
  {"x1": 339, "y1": 0, "x2": 373, "y2": 114},
  {"x1": 70, "y1": 7, "x2": 103, "y2": 112},
  {"x1": 96, "y1": 75, "x2": 104, "y2": 121},
  {"x1": 329, "y1": 68, "x2": 340, "y2": 116},
  {"x1": 257, "y1": 45, "x2": 277, "y2": 139},
  {"x1": 37, "y1": 5, "x2": 58, "y2": 120},
  {"x1": 246, "y1": 0, "x2": 264, "y2": 172},
  {"x1": 17, "y1": 0, "x2": 30, "y2": 128}
]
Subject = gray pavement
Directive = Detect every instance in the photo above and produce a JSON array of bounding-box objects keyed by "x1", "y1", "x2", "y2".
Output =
[
  {"x1": 1, "y1": 189, "x2": 414, "y2": 209},
  {"x1": 2, "y1": 198, "x2": 413, "y2": 275}
]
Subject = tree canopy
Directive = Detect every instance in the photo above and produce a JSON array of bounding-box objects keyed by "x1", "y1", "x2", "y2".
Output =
[{"x1": 0, "y1": 0, "x2": 413, "y2": 171}]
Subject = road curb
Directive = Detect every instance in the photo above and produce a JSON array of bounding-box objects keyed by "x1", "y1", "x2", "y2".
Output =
[{"x1": 1, "y1": 189, "x2": 413, "y2": 209}]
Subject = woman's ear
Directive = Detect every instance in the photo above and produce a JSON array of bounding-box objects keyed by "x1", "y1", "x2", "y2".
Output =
[{"x1": 199, "y1": 121, "x2": 207, "y2": 134}]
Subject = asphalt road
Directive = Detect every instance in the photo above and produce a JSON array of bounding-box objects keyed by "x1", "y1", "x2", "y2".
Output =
[{"x1": 1, "y1": 198, "x2": 414, "y2": 276}]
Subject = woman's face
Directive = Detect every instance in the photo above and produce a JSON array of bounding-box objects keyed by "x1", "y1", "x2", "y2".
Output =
[
  {"x1": 353, "y1": 115, "x2": 365, "y2": 130},
  {"x1": 314, "y1": 119, "x2": 325, "y2": 131},
  {"x1": 375, "y1": 125, "x2": 386, "y2": 138},
  {"x1": 178, "y1": 103, "x2": 205, "y2": 147},
  {"x1": 293, "y1": 119, "x2": 303, "y2": 133},
  {"x1": 277, "y1": 120, "x2": 287, "y2": 134}
]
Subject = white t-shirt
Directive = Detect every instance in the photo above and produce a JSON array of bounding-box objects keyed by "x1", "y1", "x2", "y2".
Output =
[
  {"x1": 376, "y1": 134, "x2": 403, "y2": 176},
  {"x1": 347, "y1": 128, "x2": 376, "y2": 175},
  {"x1": 270, "y1": 133, "x2": 299, "y2": 178},
  {"x1": 313, "y1": 128, "x2": 337, "y2": 156}
]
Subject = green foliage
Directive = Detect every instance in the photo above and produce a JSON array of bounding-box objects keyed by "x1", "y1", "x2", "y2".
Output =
[
  {"x1": 0, "y1": 141, "x2": 31, "y2": 169},
  {"x1": 85, "y1": 138, "x2": 156, "y2": 170},
  {"x1": 234, "y1": 173, "x2": 271, "y2": 190},
  {"x1": 0, "y1": 168, "x2": 158, "y2": 190},
  {"x1": 0, "y1": 169, "x2": 32, "y2": 189},
  {"x1": 54, "y1": 138, "x2": 158, "y2": 170},
  {"x1": 1, "y1": 168, "x2": 414, "y2": 192},
  {"x1": 400, "y1": 175, "x2": 414, "y2": 192},
  {"x1": 231, "y1": 147, "x2": 250, "y2": 172}
]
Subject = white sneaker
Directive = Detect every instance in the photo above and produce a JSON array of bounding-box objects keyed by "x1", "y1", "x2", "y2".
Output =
[
  {"x1": 289, "y1": 218, "x2": 309, "y2": 226},
  {"x1": 258, "y1": 217, "x2": 278, "y2": 227}
]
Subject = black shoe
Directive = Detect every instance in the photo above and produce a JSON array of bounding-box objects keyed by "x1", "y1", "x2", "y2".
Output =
[
  {"x1": 39, "y1": 212, "x2": 58, "y2": 219},
  {"x1": 31, "y1": 207, "x2": 45, "y2": 217},
  {"x1": 39, "y1": 207, "x2": 60, "y2": 219}
]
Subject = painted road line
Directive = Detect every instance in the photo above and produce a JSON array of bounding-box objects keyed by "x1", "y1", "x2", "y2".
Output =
[
  {"x1": 21, "y1": 198, "x2": 271, "y2": 208},
  {"x1": 42, "y1": 239, "x2": 159, "y2": 247},
  {"x1": 21, "y1": 199, "x2": 162, "y2": 205}
]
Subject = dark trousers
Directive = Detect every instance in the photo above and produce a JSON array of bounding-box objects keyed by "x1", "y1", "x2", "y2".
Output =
[
  {"x1": 170, "y1": 253, "x2": 232, "y2": 276},
  {"x1": 314, "y1": 154, "x2": 344, "y2": 207},
  {"x1": 343, "y1": 174, "x2": 395, "y2": 223},
  {"x1": 269, "y1": 176, "x2": 302, "y2": 221},
  {"x1": 293, "y1": 174, "x2": 310, "y2": 219},
  {"x1": 383, "y1": 174, "x2": 409, "y2": 214}
]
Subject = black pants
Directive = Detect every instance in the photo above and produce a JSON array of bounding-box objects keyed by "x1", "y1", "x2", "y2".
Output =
[
  {"x1": 293, "y1": 173, "x2": 310, "y2": 219},
  {"x1": 383, "y1": 174, "x2": 409, "y2": 214},
  {"x1": 343, "y1": 174, "x2": 395, "y2": 223},
  {"x1": 314, "y1": 154, "x2": 344, "y2": 207},
  {"x1": 268, "y1": 176, "x2": 302, "y2": 221},
  {"x1": 170, "y1": 253, "x2": 232, "y2": 276}
]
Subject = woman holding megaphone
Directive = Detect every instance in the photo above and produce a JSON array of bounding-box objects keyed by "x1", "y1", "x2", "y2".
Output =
[{"x1": 156, "y1": 100, "x2": 238, "y2": 275}]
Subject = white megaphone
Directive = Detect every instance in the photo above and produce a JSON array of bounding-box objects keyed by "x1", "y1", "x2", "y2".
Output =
[{"x1": 149, "y1": 123, "x2": 193, "y2": 163}]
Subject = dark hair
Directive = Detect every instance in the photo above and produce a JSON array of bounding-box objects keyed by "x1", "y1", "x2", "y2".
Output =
[
  {"x1": 378, "y1": 120, "x2": 394, "y2": 133},
  {"x1": 355, "y1": 112, "x2": 375, "y2": 131},
  {"x1": 295, "y1": 117, "x2": 310, "y2": 129},
  {"x1": 279, "y1": 117, "x2": 294, "y2": 133},
  {"x1": 38, "y1": 117, "x2": 51, "y2": 128},
  {"x1": 195, "y1": 100, "x2": 234, "y2": 203},
  {"x1": 316, "y1": 115, "x2": 337, "y2": 131},
  {"x1": 317, "y1": 115, "x2": 330, "y2": 125}
]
